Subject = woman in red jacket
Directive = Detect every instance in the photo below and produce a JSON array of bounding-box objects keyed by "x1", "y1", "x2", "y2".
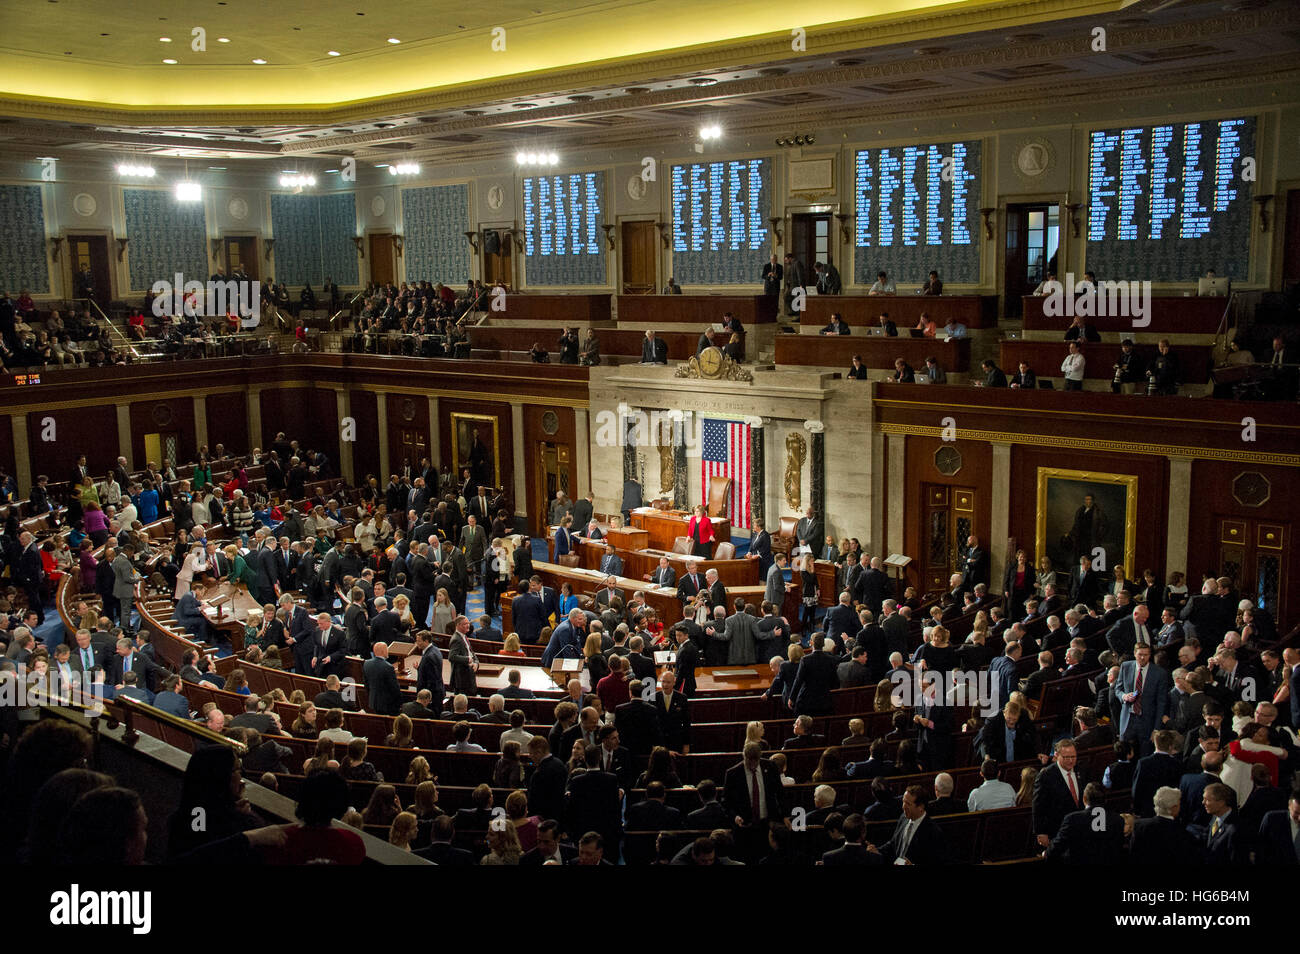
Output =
[{"x1": 686, "y1": 503, "x2": 714, "y2": 558}]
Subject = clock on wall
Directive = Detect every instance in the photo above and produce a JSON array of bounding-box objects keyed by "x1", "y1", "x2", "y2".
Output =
[
  {"x1": 934, "y1": 445, "x2": 962, "y2": 476},
  {"x1": 541, "y1": 410, "x2": 560, "y2": 435}
]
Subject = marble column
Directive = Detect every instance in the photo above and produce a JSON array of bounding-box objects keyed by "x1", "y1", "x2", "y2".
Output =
[
  {"x1": 803, "y1": 420, "x2": 825, "y2": 523},
  {"x1": 336, "y1": 389, "x2": 354, "y2": 485},
  {"x1": 990, "y1": 441, "x2": 1012, "y2": 580},
  {"x1": 246, "y1": 387, "x2": 263, "y2": 455},
  {"x1": 745, "y1": 416, "x2": 765, "y2": 530},
  {"x1": 869, "y1": 429, "x2": 886, "y2": 554},
  {"x1": 116, "y1": 405, "x2": 133, "y2": 471},
  {"x1": 1166, "y1": 456, "x2": 1193, "y2": 577},
  {"x1": 376, "y1": 393, "x2": 390, "y2": 479},
  {"x1": 510, "y1": 402, "x2": 527, "y2": 516},
  {"x1": 886, "y1": 433, "x2": 906, "y2": 556},
  {"x1": 11, "y1": 415, "x2": 31, "y2": 495},
  {"x1": 193, "y1": 395, "x2": 209, "y2": 453},
  {"x1": 574, "y1": 407, "x2": 590, "y2": 500},
  {"x1": 671, "y1": 410, "x2": 688, "y2": 510}
]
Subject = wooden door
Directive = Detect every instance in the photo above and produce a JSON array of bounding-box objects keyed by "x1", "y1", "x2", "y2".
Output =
[
  {"x1": 920, "y1": 483, "x2": 978, "y2": 594},
  {"x1": 1004, "y1": 204, "x2": 1059, "y2": 317},
  {"x1": 535, "y1": 441, "x2": 569, "y2": 536},
  {"x1": 224, "y1": 236, "x2": 260, "y2": 281},
  {"x1": 144, "y1": 431, "x2": 181, "y2": 469},
  {"x1": 370, "y1": 233, "x2": 394, "y2": 286},
  {"x1": 396, "y1": 428, "x2": 429, "y2": 479},
  {"x1": 67, "y1": 235, "x2": 112, "y2": 310},
  {"x1": 1283, "y1": 188, "x2": 1300, "y2": 285},
  {"x1": 790, "y1": 213, "x2": 831, "y2": 278},
  {"x1": 482, "y1": 229, "x2": 511, "y2": 288},
  {"x1": 621, "y1": 221, "x2": 657, "y2": 293},
  {"x1": 1217, "y1": 517, "x2": 1287, "y2": 624}
]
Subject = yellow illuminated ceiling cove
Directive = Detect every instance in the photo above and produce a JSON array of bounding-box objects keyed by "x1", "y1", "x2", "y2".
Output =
[{"x1": 0, "y1": 0, "x2": 1102, "y2": 115}]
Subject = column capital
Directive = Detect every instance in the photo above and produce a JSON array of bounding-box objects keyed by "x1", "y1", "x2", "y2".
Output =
[
  {"x1": 802, "y1": 419, "x2": 825, "y2": 434},
  {"x1": 743, "y1": 415, "x2": 764, "y2": 428}
]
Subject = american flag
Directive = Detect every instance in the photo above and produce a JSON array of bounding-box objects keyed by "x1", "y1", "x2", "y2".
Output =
[{"x1": 700, "y1": 418, "x2": 752, "y2": 529}]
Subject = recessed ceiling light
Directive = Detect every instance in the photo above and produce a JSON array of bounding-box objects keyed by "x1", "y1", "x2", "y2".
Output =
[
  {"x1": 690, "y1": 77, "x2": 718, "y2": 86},
  {"x1": 208, "y1": 166, "x2": 226, "y2": 170},
  {"x1": 217, "y1": 37, "x2": 230, "y2": 43},
  {"x1": 387, "y1": 37, "x2": 400, "y2": 44},
  {"x1": 324, "y1": 168, "x2": 339, "y2": 173},
  {"x1": 162, "y1": 58, "x2": 177, "y2": 64},
  {"x1": 327, "y1": 50, "x2": 341, "y2": 56},
  {"x1": 252, "y1": 58, "x2": 266, "y2": 64},
  {"x1": 159, "y1": 37, "x2": 171, "y2": 42}
]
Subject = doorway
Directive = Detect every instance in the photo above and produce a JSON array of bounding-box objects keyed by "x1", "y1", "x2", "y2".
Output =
[
  {"x1": 621, "y1": 220, "x2": 658, "y2": 293},
  {"x1": 223, "y1": 236, "x2": 260, "y2": 281},
  {"x1": 535, "y1": 441, "x2": 570, "y2": 536},
  {"x1": 1282, "y1": 188, "x2": 1300, "y2": 286},
  {"x1": 1004, "y1": 204, "x2": 1060, "y2": 317},
  {"x1": 395, "y1": 428, "x2": 428, "y2": 477},
  {"x1": 1217, "y1": 517, "x2": 1287, "y2": 624},
  {"x1": 66, "y1": 234, "x2": 112, "y2": 311},
  {"x1": 369, "y1": 233, "x2": 394, "y2": 286},
  {"x1": 789, "y1": 212, "x2": 832, "y2": 282},
  {"x1": 482, "y1": 229, "x2": 511, "y2": 288},
  {"x1": 920, "y1": 483, "x2": 978, "y2": 594},
  {"x1": 144, "y1": 432, "x2": 181, "y2": 470}
]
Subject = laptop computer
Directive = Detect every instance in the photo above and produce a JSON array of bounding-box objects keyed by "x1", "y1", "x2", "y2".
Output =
[
  {"x1": 908, "y1": 328, "x2": 925, "y2": 338},
  {"x1": 1198, "y1": 276, "x2": 1230, "y2": 297}
]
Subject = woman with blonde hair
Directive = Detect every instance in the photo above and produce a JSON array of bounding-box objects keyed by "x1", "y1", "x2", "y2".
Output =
[
  {"x1": 480, "y1": 819, "x2": 523, "y2": 865},
  {"x1": 502, "y1": 633, "x2": 525, "y2": 656},
  {"x1": 583, "y1": 632, "x2": 609, "y2": 684},
  {"x1": 288, "y1": 689, "x2": 307, "y2": 706},
  {"x1": 388, "y1": 811, "x2": 418, "y2": 851},
  {"x1": 970, "y1": 611, "x2": 989, "y2": 640},
  {"x1": 1035, "y1": 555, "x2": 1056, "y2": 597},
  {"x1": 874, "y1": 677, "x2": 896, "y2": 713},
  {"x1": 1016, "y1": 766, "x2": 1038, "y2": 807},
  {"x1": 431, "y1": 588, "x2": 456, "y2": 635},
  {"x1": 686, "y1": 503, "x2": 714, "y2": 559},
  {"x1": 384, "y1": 713, "x2": 415, "y2": 748},
  {"x1": 391, "y1": 593, "x2": 415, "y2": 636},
  {"x1": 406, "y1": 756, "x2": 433, "y2": 785},
  {"x1": 744, "y1": 720, "x2": 770, "y2": 750}
]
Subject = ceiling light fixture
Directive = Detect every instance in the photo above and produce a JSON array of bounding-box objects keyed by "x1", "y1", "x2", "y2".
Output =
[
  {"x1": 388, "y1": 162, "x2": 420, "y2": 175},
  {"x1": 699, "y1": 124, "x2": 722, "y2": 140},
  {"x1": 162, "y1": 58, "x2": 177, "y2": 64},
  {"x1": 174, "y1": 181, "x2": 202, "y2": 202},
  {"x1": 515, "y1": 152, "x2": 559, "y2": 166},
  {"x1": 327, "y1": 50, "x2": 341, "y2": 56},
  {"x1": 279, "y1": 173, "x2": 317, "y2": 188},
  {"x1": 117, "y1": 163, "x2": 156, "y2": 177},
  {"x1": 217, "y1": 37, "x2": 230, "y2": 43},
  {"x1": 387, "y1": 37, "x2": 401, "y2": 44},
  {"x1": 159, "y1": 37, "x2": 171, "y2": 42},
  {"x1": 251, "y1": 58, "x2": 266, "y2": 64}
]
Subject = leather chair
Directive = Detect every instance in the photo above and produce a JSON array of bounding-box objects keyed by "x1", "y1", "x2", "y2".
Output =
[
  {"x1": 713, "y1": 541, "x2": 736, "y2": 560},
  {"x1": 771, "y1": 517, "x2": 798, "y2": 561},
  {"x1": 671, "y1": 536, "x2": 693, "y2": 555},
  {"x1": 706, "y1": 476, "x2": 732, "y2": 518}
]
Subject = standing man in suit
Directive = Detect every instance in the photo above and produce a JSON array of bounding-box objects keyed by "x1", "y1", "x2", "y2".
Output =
[
  {"x1": 108, "y1": 636, "x2": 159, "y2": 692},
  {"x1": 880, "y1": 599, "x2": 910, "y2": 659},
  {"x1": 1068, "y1": 554, "x2": 1101, "y2": 609},
  {"x1": 1131, "y1": 729, "x2": 1185, "y2": 817},
  {"x1": 761, "y1": 254, "x2": 782, "y2": 297},
  {"x1": 1107, "y1": 604, "x2": 1153, "y2": 658},
  {"x1": 309, "y1": 612, "x2": 348, "y2": 679},
  {"x1": 511, "y1": 576, "x2": 548, "y2": 645},
  {"x1": 570, "y1": 492, "x2": 594, "y2": 534},
  {"x1": 412, "y1": 630, "x2": 445, "y2": 711},
  {"x1": 1033, "y1": 739, "x2": 1086, "y2": 850},
  {"x1": 764, "y1": 552, "x2": 788, "y2": 607},
  {"x1": 724, "y1": 741, "x2": 785, "y2": 830},
  {"x1": 613, "y1": 682, "x2": 662, "y2": 757},
  {"x1": 1117, "y1": 643, "x2": 1171, "y2": 757},
  {"x1": 962, "y1": 535, "x2": 989, "y2": 591},
  {"x1": 655, "y1": 670, "x2": 691, "y2": 753},
  {"x1": 458, "y1": 515, "x2": 488, "y2": 584},
  {"x1": 703, "y1": 568, "x2": 728, "y2": 613},
  {"x1": 914, "y1": 679, "x2": 955, "y2": 771},
  {"x1": 1255, "y1": 792, "x2": 1300, "y2": 865},
  {"x1": 789, "y1": 633, "x2": 838, "y2": 717},
  {"x1": 672, "y1": 624, "x2": 702, "y2": 697},
  {"x1": 111, "y1": 544, "x2": 141, "y2": 635},
  {"x1": 525, "y1": 737, "x2": 569, "y2": 825},
  {"x1": 1202, "y1": 782, "x2": 1247, "y2": 865},
  {"x1": 795, "y1": 507, "x2": 823, "y2": 556},
  {"x1": 782, "y1": 253, "x2": 805, "y2": 318},
  {"x1": 868, "y1": 785, "x2": 947, "y2": 864},
  {"x1": 640, "y1": 330, "x2": 668, "y2": 365},
  {"x1": 1129, "y1": 786, "x2": 1202, "y2": 864},
  {"x1": 447, "y1": 615, "x2": 479, "y2": 696},
  {"x1": 676, "y1": 560, "x2": 705, "y2": 605},
  {"x1": 363, "y1": 642, "x2": 402, "y2": 716},
  {"x1": 564, "y1": 746, "x2": 622, "y2": 851},
  {"x1": 747, "y1": 520, "x2": 773, "y2": 580},
  {"x1": 719, "y1": 599, "x2": 760, "y2": 666}
]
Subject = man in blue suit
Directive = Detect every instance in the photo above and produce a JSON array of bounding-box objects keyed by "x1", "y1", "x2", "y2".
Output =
[
  {"x1": 542, "y1": 609, "x2": 588, "y2": 668},
  {"x1": 511, "y1": 577, "x2": 548, "y2": 645},
  {"x1": 1255, "y1": 793, "x2": 1300, "y2": 865},
  {"x1": 1117, "y1": 643, "x2": 1171, "y2": 757},
  {"x1": 747, "y1": 520, "x2": 773, "y2": 580},
  {"x1": 598, "y1": 543, "x2": 624, "y2": 578},
  {"x1": 413, "y1": 630, "x2": 445, "y2": 711},
  {"x1": 989, "y1": 641, "x2": 1022, "y2": 708}
]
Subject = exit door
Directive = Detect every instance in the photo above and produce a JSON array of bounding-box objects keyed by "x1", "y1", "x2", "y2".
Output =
[
  {"x1": 144, "y1": 432, "x2": 181, "y2": 470},
  {"x1": 921, "y1": 483, "x2": 978, "y2": 594},
  {"x1": 67, "y1": 234, "x2": 112, "y2": 311},
  {"x1": 621, "y1": 220, "x2": 658, "y2": 294},
  {"x1": 789, "y1": 212, "x2": 832, "y2": 283},
  {"x1": 1004, "y1": 204, "x2": 1059, "y2": 317},
  {"x1": 536, "y1": 441, "x2": 569, "y2": 536},
  {"x1": 1217, "y1": 517, "x2": 1287, "y2": 624},
  {"x1": 482, "y1": 229, "x2": 512, "y2": 289},
  {"x1": 223, "y1": 236, "x2": 260, "y2": 281},
  {"x1": 369, "y1": 233, "x2": 394, "y2": 286}
]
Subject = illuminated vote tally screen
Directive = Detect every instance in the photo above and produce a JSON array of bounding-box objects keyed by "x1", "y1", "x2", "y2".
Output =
[
  {"x1": 853, "y1": 141, "x2": 981, "y2": 284},
  {"x1": 670, "y1": 158, "x2": 770, "y2": 284},
  {"x1": 521, "y1": 171, "x2": 607, "y2": 285},
  {"x1": 1086, "y1": 116, "x2": 1255, "y2": 280}
]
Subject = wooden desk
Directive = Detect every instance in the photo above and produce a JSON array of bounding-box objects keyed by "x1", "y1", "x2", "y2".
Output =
[
  {"x1": 776, "y1": 333, "x2": 971, "y2": 372},
  {"x1": 1021, "y1": 294, "x2": 1224, "y2": 335},
  {"x1": 501, "y1": 560, "x2": 766, "y2": 631},
  {"x1": 998, "y1": 340, "x2": 1214, "y2": 383},
  {"x1": 201, "y1": 582, "x2": 262, "y2": 653},
  {"x1": 801, "y1": 294, "x2": 998, "y2": 329},
  {"x1": 620, "y1": 548, "x2": 758, "y2": 589},
  {"x1": 630, "y1": 508, "x2": 730, "y2": 550},
  {"x1": 497, "y1": 293, "x2": 612, "y2": 324},
  {"x1": 617, "y1": 294, "x2": 778, "y2": 325}
]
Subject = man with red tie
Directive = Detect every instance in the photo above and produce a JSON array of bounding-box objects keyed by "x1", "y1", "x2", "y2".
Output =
[
  {"x1": 1032, "y1": 739, "x2": 1086, "y2": 850},
  {"x1": 724, "y1": 741, "x2": 785, "y2": 832},
  {"x1": 676, "y1": 560, "x2": 704, "y2": 606},
  {"x1": 1117, "y1": 643, "x2": 1171, "y2": 757}
]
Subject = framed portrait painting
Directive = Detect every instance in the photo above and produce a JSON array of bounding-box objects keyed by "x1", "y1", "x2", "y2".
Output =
[
  {"x1": 1035, "y1": 468, "x2": 1137, "y2": 576},
  {"x1": 451, "y1": 413, "x2": 500, "y2": 490}
]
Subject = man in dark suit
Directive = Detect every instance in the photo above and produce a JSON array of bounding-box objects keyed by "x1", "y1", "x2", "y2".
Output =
[
  {"x1": 789, "y1": 634, "x2": 838, "y2": 717},
  {"x1": 672, "y1": 625, "x2": 702, "y2": 697},
  {"x1": 655, "y1": 670, "x2": 691, "y2": 753},
  {"x1": 626, "y1": 782, "x2": 683, "y2": 833},
  {"x1": 307, "y1": 613, "x2": 348, "y2": 679},
  {"x1": 782, "y1": 714, "x2": 827, "y2": 750},
  {"x1": 593, "y1": 724, "x2": 634, "y2": 789},
  {"x1": 869, "y1": 785, "x2": 946, "y2": 864},
  {"x1": 914, "y1": 681, "x2": 955, "y2": 771},
  {"x1": 724, "y1": 742, "x2": 785, "y2": 829},
  {"x1": 676, "y1": 562, "x2": 705, "y2": 605},
  {"x1": 748, "y1": 520, "x2": 773, "y2": 580},
  {"x1": 520, "y1": 820, "x2": 579, "y2": 865},
  {"x1": 413, "y1": 630, "x2": 445, "y2": 711},
  {"x1": 1178, "y1": 751, "x2": 1224, "y2": 837},
  {"x1": 362, "y1": 642, "x2": 402, "y2": 716},
  {"x1": 640, "y1": 329, "x2": 668, "y2": 364},
  {"x1": 837, "y1": 644, "x2": 871, "y2": 688},
  {"x1": 415, "y1": 816, "x2": 475, "y2": 866},
  {"x1": 823, "y1": 813, "x2": 881, "y2": 866},
  {"x1": 647, "y1": 556, "x2": 676, "y2": 589},
  {"x1": 794, "y1": 507, "x2": 823, "y2": 555},
  {"x1": 1107, "y1": 604, "x2": 1154, "y2": 658},
  {"x1": 1129, "y1": 787, "x2": 1203, "y2": 864},
  {"x1": 1255, "y1": 794, "x2": 1300, "y2": 866},
  {"x1": 526, "y1": 736, "x2": 569, "y2": 824},
  {"x1": 598, "y1": 544, "x2": 624, "y2": 578},
  {"x1": 1131, "y1": 729, "x2": 1185, "y2": 817},
  {"x1": 685, "y1": 779, "x2": 731, "y2": 830},
  {"x1": 880, "y1": 600, "x2": 910, "y2": 659},
  {"x1": 1033, "y1": 740, "x2": 1086, "y2": 849},
  {"x1": 1045, "y1": 783, "x2": 1125, "y2": 864},
  {"x1": 107, "y1": 636, "x2": 160, "y2": 692},
  {"x1": 824, "y1": 592, "x2": 858, "y2": 649},
  {"x1": 614, "y1": 687, "x2": 663, "y2": 757},
  {"x1": 703, "y1": 569, "x2": 727, "y2": 613},
  {"x1": 1117, "y1": 643, "x2": 1171, "y2": 757},
  {"x1": 564, "y1": 746, "x2": 622, "y2": 848},
  {"x1": 367, "y1": 598, "x2": 402, "y2": 649},
  {"x1": 400, "y1": 690, "x2": 439, "y2": 720},
  {"x1": 1203, "y1": 782, "x2": 1248, "y2": 865},
  {"x1": 1068, "y1": 555, "x2": 1102, "y2": 609},
  {"x1": 511, "y1": 577, "x2": 548, "y2": 645},
  {"x1": 962, "y1": 535, "x2": 989, "y2": 590}
]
